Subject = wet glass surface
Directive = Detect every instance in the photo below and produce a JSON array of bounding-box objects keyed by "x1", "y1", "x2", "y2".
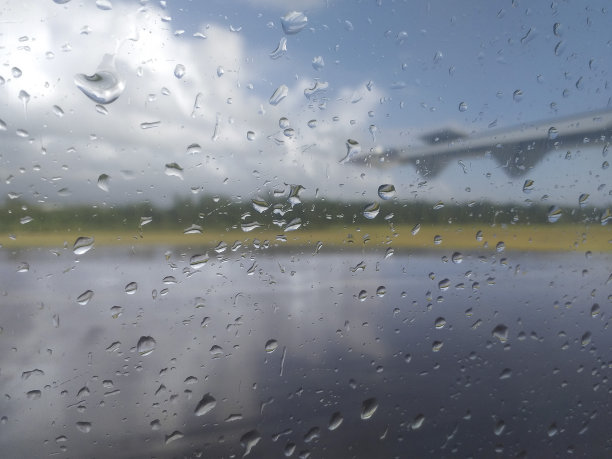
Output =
[{"x1": 1, "y1": 248, "x2": 610, "y2": 457}]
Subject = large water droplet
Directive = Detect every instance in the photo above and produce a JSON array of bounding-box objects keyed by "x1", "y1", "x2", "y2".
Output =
[
  {"x1": 269, "y1": 84, "x2": 288, "y2": 105},
  {"x1": 283, "y1": 218, "x2": 302, "y2": 232},
  {"x1": 328, "y1": 412, "x2": 343, "y2": 430},
  {"x1": 164, "y1": 431, "x2": 183, "y2": 445},
  {"x1": 281, "y1": 11, "x2": 308, "y2": 34},
  {"x1": 97, "y1": 173, "x2": 110, "y2": 192},
  {"x1": 361, "y1": 398, "x2": 378, "y2": 420},
  {"x1": 451, "y1": 252, "x2": 463, "y2": 264},
  {"x1": 73, "y1": 236, "x2": 95, "y2": 255},
  {"x1": 339, "y1": 139, "x2": 361, "y2": 164},
  {"x1": 174, "y1": 64, "x2": 185, "y2": 79},
  {"x1": 411, "y1": 414, "x2": 425, "y2": 430},
  {"x1": 377, "y1": 184, "x2": 396, "y2": 200},
  {"x1": 270, "y1": 37, "x2": 287, "y2": 59},
  {"x1": 240, "y1": 430, "x2": 261, "y2": 457},
  {"x1": 194, "y1": 393, "x2": 217, "y2": 416},
  {"x1": 363, "y1": 202, "x2": 380, "y2": 219},
  {"x1": 458, "y1": 102, "x2": 468, "y2": 112},
  {"x1": 304, "y1": 80, "x2": 328, "y2": 99},
  {"x1": 76, "y1": 290, "x2": 94, "y2": 305},
  {"x1": 522, "y1": 179, "x2": 534, "y2": 193},
  {"x1": 492, "y1": 324, "x2": 509, "y2": 342},
  {"x1": 75, "y1": 55, "x2": 125, "y2": 104},
  {"x1": 76, "y1": 422, "x2": 92, "y2": 433},
  {"x1": 548, "y1": 126, "x2": 558, "y2": 140},
  {"x1": 265, "y1": 339, "x2": 279, "y2": 353},
  {"x1": 124, "y1": 282, "x2": 137, "y2": 294},
  {"x1": 95, "y1": 0, "x2": 112, "y2": 10},
  {"x1": 547, "y1": 206, "x2": 562, "y2": 223},
  {"x1": 164, "y1": 162, "x2": 184, "y2": 179},
  {"x1": 137, "y1": 336, "x2": 156, "y2": 356}
]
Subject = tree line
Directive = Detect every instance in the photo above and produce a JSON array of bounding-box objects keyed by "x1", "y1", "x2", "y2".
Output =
[{"x1": 0, "y1": 195, "x2": 608, "y2": 233}]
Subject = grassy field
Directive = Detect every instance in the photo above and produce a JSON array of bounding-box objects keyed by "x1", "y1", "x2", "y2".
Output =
[{"x1": 1, "y1": 223, "x2": 609, "y2": 252}]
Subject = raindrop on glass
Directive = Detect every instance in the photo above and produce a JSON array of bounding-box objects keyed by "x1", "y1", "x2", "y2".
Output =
[
  {"x1": 360, "y1": 398, "x2": 378, "y2": 420},
  {"x1": 194, "y1": 393, "x2": 217, "y2": 416},
  {"x1": 363, "y1": 202, "x2": 380, "y2": 219},
  {"x1": 377, "y1": 184, "x2": 396, "y2": 200},
  {"x1": 76, "y1": 290, "x2": 94, "y2": 305},
  {"x1": 281, "y1": 11, "x2": 308, "y2": 34},
  {"x1": 97, "y1": 173, "x2": 110, "y2": 192},
  {"x1": 269, "y1": 84, "x2": 288, "y2": 106},
  {"x1": 137, "y1": 336, "x2": 156, "y2": 356}
]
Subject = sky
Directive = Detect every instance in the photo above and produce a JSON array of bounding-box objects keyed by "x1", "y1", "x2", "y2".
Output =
[{"x1": 0, "y1": 0, "x2": 610, "y2": 209}]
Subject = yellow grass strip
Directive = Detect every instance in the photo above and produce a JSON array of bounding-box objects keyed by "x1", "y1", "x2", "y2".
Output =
[{"x1": 1, "y1": 224, "x2": 610, "y2": 252}]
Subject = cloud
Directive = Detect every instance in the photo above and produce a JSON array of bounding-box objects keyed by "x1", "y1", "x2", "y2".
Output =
[{"x1": 0, "y1": 0, "x2": 395, "y2": 207}]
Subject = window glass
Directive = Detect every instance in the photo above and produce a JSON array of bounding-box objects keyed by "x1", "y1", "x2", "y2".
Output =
[{"x1": 1, "y1": 0, "x2": 610, "y2": 457}]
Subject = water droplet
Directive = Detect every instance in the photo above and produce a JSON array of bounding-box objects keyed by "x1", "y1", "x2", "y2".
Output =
[
  {"x1": 17, "y1": 262, "x2": 29, "y2": 273},
  {"x1": 283, "y1": 218, "x2": 302, "y2": 232},
  {"x1": 451, "y1": 252, "x2": 463, "y2": 264},
  {"x1": 304, "y1": 427, "x2": 320, "y2": 443},
  {"x1": 492, "y1": 324, "x2": 509, "y2": 342},
  {"x1": 124, "y1": 282, "x2": 137, "y2": 294},
  {"x1": 18, "y1": 90, "x2": 30, "y2": 116},
  {"x1": 438, "y1": 279, "x2": 450, "y2": 291},
  {"x1": 75, "y1": 54, "x2": 125, "y2": 104},
  {"x1": 339, "y1": 139, "x2": 361, "y2": 164},
  {"x1": 269, "y1": 84, "x2": 288, "y2": 105},
  {"x1": 95, "y1": 0, "x2": 112, "y2": 10},
  {"x1": 73, "y1": 236, "x2": 95, "y2": 255},
  {"x1": 52, "y1": 105, "x2": 64, "y2": 118},
  {"x1": 358, "y1": 290, "x2": 368, "y2": 301},
  {"x1": 304, "y1": 80, "x2": 329, "y2": 99},
  {"x1": 435, "y1": 317, "x2": 446, "y2": 329},
  {"x1": 433, "y1": 235, "x2": 442, "y2": 245},
  {"x1": 522, "y1": 179, "x2": 534, "y2": 193},
  {"x1": 246, "y1": 130, "x2": 256, "y2": 141},
  {"x1": 252, "y1": 199, "x2": 269, "y2": 213},
  {"x1": 495, "y1": 241, "x2": 505, "y2": 252},
  {"x1": 164, "y1": 162, "x2": 184, "y2": 179},
  {"x1": 110, "y1": 306, "x2": 123, "y2": 318},
  {"x1": 581, "y1": 331, "x2": 591, "y2": 346},
  {"x1": 411, "y1": 224, "x2": 421, "y2": 236},
  {"x1": 20, "y1": 216, "x2": 33, "y2": 225},
  {"x1": 97, "y1": 173, "x2": 110, "y2": 192},
  {"x1": 210, "y1": 345, "x2": 224, "y2": 357},
  {"x1": 307, "y1": 119, "x2": 317, "y2": 128},
  {"x1": 76, "y1": 290, "x2": 94, "y2": 305},
  {"x1": 411, "y1": 414, "x2": 425, "y2": 430},
  {"x1": 547, "y1": 422, "x2": 558, "y2": 437},
  {"x1": 194, "y1": 393, "x2": 216, "y2": 416},
  {"x1": 174, "y1": 64, "x2": 185, "y2": 79},
  {"x1": 26, "y1": 390, "x2": 41, "y2": 400},
  {"x1": 363, "y1": 202, "x2": 380, "y2": 219},
  {"x1": 360, "y1": 398, "x2": 378, "y2": 420},
  {"x1": 265, "y1": 339, "x2": 279, "y2": 353},
  {"x1": 12, "y1": 67, "x2": 22, "y2": 78},
  {"x1": 137, "y1": 336, "x2": 156, "y2": 356},
  {"x1": 242, "y1": 221, "x2": 262, "y2": 232},
  {"x1": 328, "y1": 412, "x2": 343, "y2": 430},
  {"x1": 241, "y1": 430, "x2": 261, "y2": 457},
  {"x1": 270, "y1": 37, "x2": 287, "y2": 59},
  {"x1": 591, "y1": 303, "x2": 600, "y2": 317},
  {"x1": 433, "y1": 201, "x2": 444, "y2": 210},
  {"x1": 578, "y1": 193, "x2": 589, "y2": 207},
  {"x1": 377, "y1": 184, "x2": 396, "y2": 200},
  {"x1": 312, "y1": 55, "x2": 324, "y2": 70},
  {"x1": 499, "y1": 368, "x2": 512, "y2": 380},
  {"x1": 547, "y1": 206, "x2": 562, "y2": 223},
  {"x1": 183, "y1": 224, "x2": 202, "y2": 234},
  {"x1": 164, "y1": 431, "x2": 183, "y2": 445},
  {"x1": 214, "y1": 241, "x2": 228, "y2": 253},
  {"x1": 458, "y1": 102, "x2": 467, "y2": 112},
  {"x1": 376, "y1": 286, "x2": 386, "y2": 297},
  {"x1": 76, "y1": 422, "x2": 92, "y2": 433},
  {"x1": 513, "y1": 89, "x2": 523, "y2": 102},
  {"x1": 548, "y1": 126, "x2": 558, "y2": 140},
  {"x1": 281, "y1": 11, "x2": 308, "y2": 34}
]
